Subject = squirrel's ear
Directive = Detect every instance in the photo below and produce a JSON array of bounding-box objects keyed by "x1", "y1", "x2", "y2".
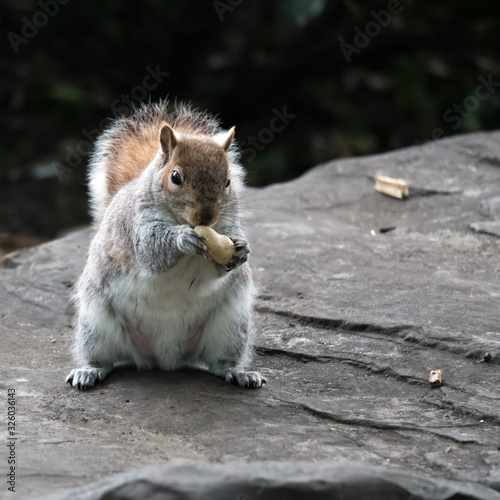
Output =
[
  {"x1": 214, "y1": 126, "x2": 235, "y2": 152},
  {"x1": 160, "y1": 123, "x2": 178, "y2": 159}
]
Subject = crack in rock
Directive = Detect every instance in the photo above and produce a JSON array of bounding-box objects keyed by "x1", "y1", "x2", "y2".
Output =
[
  {"x1": 256, "y1": 346, "x2": 426, "y2": 386},
  {"x1": 271, "y1": 395, "x2": 484, "y2": 446},
  {"x1": 256, "y1": 305, "x2": 416, "y2": 335}
]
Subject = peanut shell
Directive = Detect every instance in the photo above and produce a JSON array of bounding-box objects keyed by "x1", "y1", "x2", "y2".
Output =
[{"x1": 194, "y1": 226, "x2": 234, "y2": 265}]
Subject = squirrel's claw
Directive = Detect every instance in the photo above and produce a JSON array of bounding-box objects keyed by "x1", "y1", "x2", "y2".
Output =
[
  {"x1": 224, "y1": 370, "x2": 266, "y2": 388},
  {"x1": 178, "y1": 226, "x2": 209, "y2": 257},
  {"x1": 224, "y1": 239, "x2": 250, "y2": 271}
]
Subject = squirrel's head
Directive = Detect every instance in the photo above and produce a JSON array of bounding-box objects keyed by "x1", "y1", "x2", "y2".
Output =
[{"x1": 157, "y1": 123, "x2": 235, "y2": 227}]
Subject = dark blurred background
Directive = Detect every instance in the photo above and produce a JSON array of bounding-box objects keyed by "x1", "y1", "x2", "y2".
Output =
[{"x1": 1, "y1": 0, "x2": 499, "y2": 251}]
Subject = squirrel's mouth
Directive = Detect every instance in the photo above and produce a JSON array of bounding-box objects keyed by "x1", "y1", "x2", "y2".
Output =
[
  {"x1": 186, "y1": 216, "x2": 217, "y2": 229},
  {"x1": 181, "y1": 208, "x2": 218, "y2": 229}
]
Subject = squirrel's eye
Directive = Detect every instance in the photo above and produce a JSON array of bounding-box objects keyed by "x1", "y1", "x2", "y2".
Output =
[
  {"x1": 171, "y1": 171, "x2": 182, "y2": 186},
  {"x1": 225, "y1": 178, "x2": 231, "y2": 188}
]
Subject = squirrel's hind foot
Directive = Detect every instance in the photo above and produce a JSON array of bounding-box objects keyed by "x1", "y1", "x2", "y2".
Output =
[
  {"x1": 225, "y1": 370, "x2": 267, "y2": 389},
  {"x1": 66, "y1": 365, "x2": 113, "y2": 390}
]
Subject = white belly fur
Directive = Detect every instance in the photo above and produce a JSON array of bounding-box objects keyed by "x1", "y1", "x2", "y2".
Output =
[{"x1": 108, "y1": 255, "x2": 227, "y2": 369}]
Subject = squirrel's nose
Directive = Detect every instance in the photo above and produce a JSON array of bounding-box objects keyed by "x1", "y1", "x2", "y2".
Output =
[{"x1": 193, "y1": 209, "x2": 217, "y2": 227}]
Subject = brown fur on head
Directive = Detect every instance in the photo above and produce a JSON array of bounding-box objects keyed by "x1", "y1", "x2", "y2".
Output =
[{"x1": 159, "y1": 123, "x2": 235, "y2": 227}]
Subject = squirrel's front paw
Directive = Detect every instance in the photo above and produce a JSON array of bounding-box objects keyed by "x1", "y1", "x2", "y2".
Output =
[
  {"x1": 223, "y1": 239, "x2": 250, "y2": 272},
  {"x1": 177, "y1": 226, "x2": 208, "y2": 257}
]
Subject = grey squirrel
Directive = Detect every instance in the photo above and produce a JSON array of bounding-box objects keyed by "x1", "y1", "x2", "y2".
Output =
[{"x1": 66, "y1": 101, "x2": 266, "y2": 389}]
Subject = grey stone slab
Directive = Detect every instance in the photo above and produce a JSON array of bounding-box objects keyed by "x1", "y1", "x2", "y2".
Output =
[
  {"x1": 2, "y1": 131, "x2": 500, "y2": 499},
  {"x1": 37, "y1": 461, "x2": 500, "y2": 500}
]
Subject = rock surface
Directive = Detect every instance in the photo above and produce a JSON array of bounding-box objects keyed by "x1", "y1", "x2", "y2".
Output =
[
  {"x1": 37, "y1": 461, "x2": 500, "y2": 500},
  {"x1": 2, "y1": 131, "x2": 500, "y2": 499}
]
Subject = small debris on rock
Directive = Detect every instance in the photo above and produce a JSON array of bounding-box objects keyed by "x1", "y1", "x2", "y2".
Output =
[
  {"x1": 445, "y1": 445, "x2": 456, "y2": 453},
  {"x1": 50, "y1": 339, "x2": 56, "y2": 344},
  {"x1": 374, "y1": 174, "x2": 409, "y2": 199},
  {"x1": 429, "y1": 369, "x2": 443, "y2": 387}
]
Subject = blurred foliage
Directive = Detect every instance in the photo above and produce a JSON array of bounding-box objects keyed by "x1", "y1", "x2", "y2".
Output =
[{"x1": 1, "y1": 0, "x2": 500, "y2": 238}]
